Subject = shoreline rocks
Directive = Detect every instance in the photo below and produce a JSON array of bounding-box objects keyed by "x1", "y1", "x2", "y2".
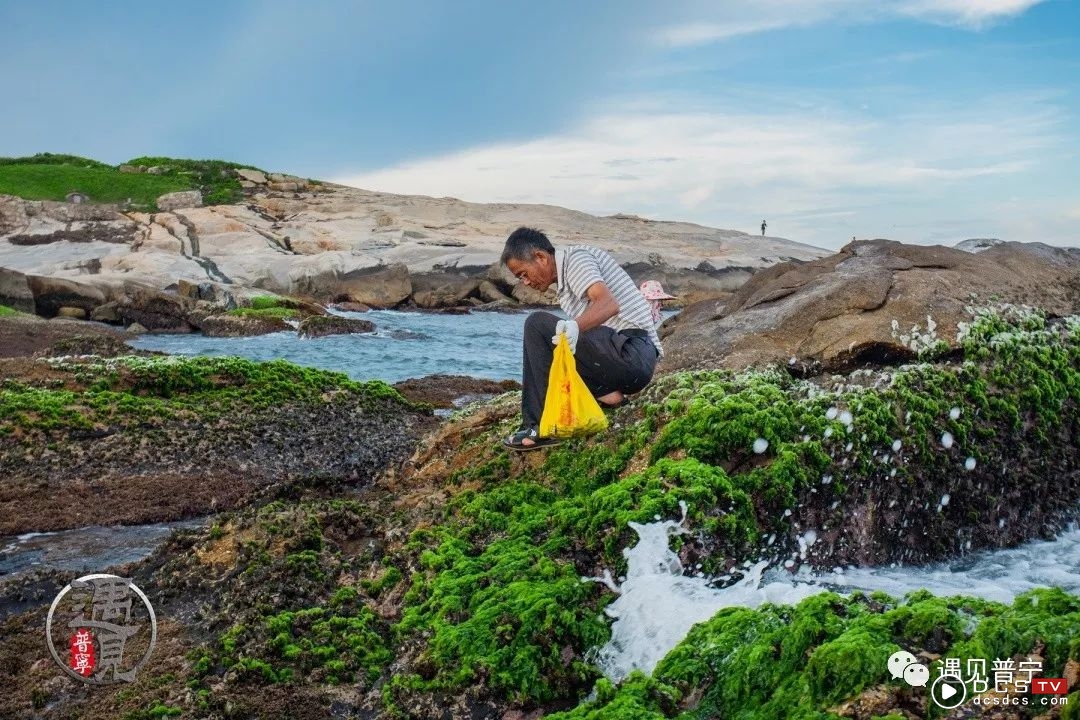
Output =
[
  {"x1": 1, "y1": 181, "x2": 831, "y2": 321},
  {"x1": 297, "y1": 314, "x2": 375, "y2": 338},
  {"x1": 0, "y1": 353, "x2": 436, "y2": 536},
  {"x1": 660, "y1": 238, "x2": 1080, "y2": 373}
]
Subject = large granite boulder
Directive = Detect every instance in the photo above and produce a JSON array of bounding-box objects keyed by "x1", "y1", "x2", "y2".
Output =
[
  {"x1": 198, "y1": 313, "x2": 291, "y2": 337},
  {"x1": 156, "y1": 190, "x2": 203, "y2": 212},
  {"x1": 287, "y1": 251, "x2": 379, "y2": 299},
  {"x1": 236, "y1": 168, "x2": 267, "y2": 184},
  {"x1": 510, "y1": 281, "x2": 557, "y2": 305},
  {"x1": 26, "y1": 275, "x2": 108, "y2": 317},
  {"x1": 111, "y1": 282, "x2": 195, "y2": 332},
  {"x1": 335, "y1": 263, "x2": 412, "y2": 308},
  {"x1": 297, "y1": 315, "x2": 375, "y2": 338},
  {"x1": 0, "y1": 267, "x2": 34, "y2": 313},
  {"x1": 660, "y1": 239, "x2": 1080, "y2": 372},
  {"x1": 477, "y1": 280, "x2": 513, "y2": 304},
  {"x1": 410, "y1": 271, "x2": 481, "y2": 308},
  {"x1": 0, "y1": 196, "x2": 30, "y2": 236}
]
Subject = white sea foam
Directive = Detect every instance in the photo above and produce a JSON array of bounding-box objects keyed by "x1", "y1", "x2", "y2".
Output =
[
  {"x1": 590, "y1": 512, "x2": 1080, "y2": 682},
  {"x1": 588, "y1": 505, "x2": 824, "y2": 682}
]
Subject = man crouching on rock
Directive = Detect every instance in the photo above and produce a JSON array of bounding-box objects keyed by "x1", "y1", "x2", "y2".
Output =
[{"x1": 501, "y1": 226, "x2": 662, "y2": 451}]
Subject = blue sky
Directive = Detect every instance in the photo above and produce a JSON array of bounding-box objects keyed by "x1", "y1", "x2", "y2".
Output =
[{"x1": 1, "y1": 0, "x2": 1077, "y2": 250}]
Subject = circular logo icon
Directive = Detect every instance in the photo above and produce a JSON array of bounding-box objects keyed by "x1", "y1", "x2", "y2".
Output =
[
  {"x1": 930, "y1": 674, "x2": 967, "y2": 710},
  {"x1": 46, "y1": 574, "x2": 157, "y2": 684}
]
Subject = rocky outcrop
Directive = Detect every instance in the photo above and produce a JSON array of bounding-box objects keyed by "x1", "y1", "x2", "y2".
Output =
[
  {"x1": 330, "y1": 301, "x2": 371, "y2": 313},
  {"x1": 0, "y1": 267, "x2": 34, "y2": 313},
  {"x1": 393, "y1": 373, "x2": 520, "y2": 407},
  {"x1": 198, "y1": 313, "x2": 291, "y2": 337},
  {"x1": 156, "y1": 190, "x2": 202, "y2": 212},
  {"x1": 410, "y1": 271, "x2": 482, "y2": 309},
  {"x1": 0, "y1": 183, "x2": 830, "y2": 316},
  {"x1": 112, "y1": 283, "x2": 194, "y2": 332},
  {"x1": 954, "y1": 237, "x2": 1004, "y2": 253},
  {"x1": 660, "y1": 239, "x2": 1080, "y2": 372},
  {"x1": 26, "y1": 275, "x2": 108, "y2": 317},
  {"x1": 335, "y1": 262, "x2": 413, "y2": 307},
  {"x1": 0, "y1": 197, "x2": 137, "y2": 249},
  {"x1": 0, "y1": 354, "x2": 433, "y2": 536},
  {"x1": 622, "y1": 261, "x2": 753, "y2": 305},
  {"x1": 0, "y1": 313, "x2": 125, "y2": 358},
  {"x1": 297, "y1": 314, "x2": 375, "y2": 338}
]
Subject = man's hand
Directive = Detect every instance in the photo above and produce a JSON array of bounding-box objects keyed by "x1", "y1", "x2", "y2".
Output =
[{"x1": 552, "y1": 319, "x2": 580, "y2": 354}]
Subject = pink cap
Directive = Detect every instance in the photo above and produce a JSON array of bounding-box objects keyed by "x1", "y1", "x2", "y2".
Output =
[{"x1": 640, "y1": 280, "x2": 676, "y2": 300}]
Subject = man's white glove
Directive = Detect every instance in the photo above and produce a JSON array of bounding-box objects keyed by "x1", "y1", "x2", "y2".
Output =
[{"x1": 552, "y1": 319, "x2": 580, "y2": 354}]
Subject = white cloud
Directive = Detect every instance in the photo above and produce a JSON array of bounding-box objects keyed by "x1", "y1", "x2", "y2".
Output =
[
  {"x1": 333, "y1": 96, "x2": 1064, "y2": 248},
  {"x1": 898, "y1": 0, "x2": 1047, "y2": 28},
  {"x1": 656, "y1": 0, "x2": 1047, "y2": 46},
  {"x1": 655, "y1": 18, "x2": 803, "y2": 47}
]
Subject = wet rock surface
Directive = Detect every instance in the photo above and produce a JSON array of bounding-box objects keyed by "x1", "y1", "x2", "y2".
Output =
[
  {"x1": 0, "y1": 352, "x2": 436, "y2": 535},
  {"x1": 197, "y1": 312, "x2": 290, "y2": 336},
  {"x1": 661, "y1": 239, "x2": 1080, "y2": 373},
  {"x1": 0, "y1": 314, "x2": 125, "y2": 358},
  {"x1": 392, "y1": 373, "x2": 521, "y2": 409},
  {"x1": 297, "y1": 314, "x2": 376, "y2": 338}
]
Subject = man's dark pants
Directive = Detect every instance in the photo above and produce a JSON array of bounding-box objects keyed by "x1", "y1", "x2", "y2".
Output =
[{"x1": 520, "y1": 311, "x2": 659, "y2": 429}]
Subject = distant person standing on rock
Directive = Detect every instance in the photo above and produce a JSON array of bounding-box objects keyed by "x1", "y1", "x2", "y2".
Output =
[
  {"x1": 761, "y1": 219, "x2": 767, "y2": 236},
  {"x1": 501, "y1": 227, "x2": 662, "y2": 451}
]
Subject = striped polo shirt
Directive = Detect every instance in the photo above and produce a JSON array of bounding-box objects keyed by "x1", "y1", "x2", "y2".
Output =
[{"x1": 555, "y1": 245, "x2": 663, "y2": 356}]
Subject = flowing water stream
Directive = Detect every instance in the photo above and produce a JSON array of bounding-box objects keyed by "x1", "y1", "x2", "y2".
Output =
[{"x1": 0, "y1": 518, "x2": 207, "y2": 582}]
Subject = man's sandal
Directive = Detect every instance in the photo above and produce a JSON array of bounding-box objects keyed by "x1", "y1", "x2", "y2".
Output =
[
  {"x1": 503, "y1": 426, "x2": 562, "y2": 452},
  {"x1": 599, "y1": 396, "x2": 630, "y2": 410}
]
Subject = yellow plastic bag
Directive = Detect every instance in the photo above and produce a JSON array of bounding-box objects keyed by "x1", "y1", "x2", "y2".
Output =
[{"x1": 539, "y1": 334, "x2": 609, "y2": 438}]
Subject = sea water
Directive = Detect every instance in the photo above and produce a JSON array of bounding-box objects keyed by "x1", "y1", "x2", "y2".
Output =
[
  {"x1": 127, "y1": 308, "x2": 682, "y2": 383},
  {"x1": 128, "y1": 309, "x2": 530, "y2": 383},
  {"x1": 592, "y1": 510, "x2": 1080, "y2": 682}
]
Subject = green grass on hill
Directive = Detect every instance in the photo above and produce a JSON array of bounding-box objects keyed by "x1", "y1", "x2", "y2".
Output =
[
  {"x1": 124, "y1": 156, "x2": 257, "y2": 205},
  {"x1": 0, "y1": 153, "x2": 111, "y2": 168},
  {"x1": 0, "y1": 153, "x2": 265, "y2": 210},
  {"x1": 0, "y1": 164, "x2": 190, "y2": 209}
]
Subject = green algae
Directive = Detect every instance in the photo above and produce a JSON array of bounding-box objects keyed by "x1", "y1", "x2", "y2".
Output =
[
  {"x1": 225, "y1": 295, "x2": 318, "y2": 320},
  {"x1": 0, "y1": 355, "x2": 416, "y2": 435},
  {"x1": 182, "y1": 499, "x2": 399, "y2": 699},
  {"x1": 393, "y1": 456, "x2": 770, "y2": 703},
  {"x1": 264, "y1": 603, "x2": 392, "y2": 684},
  {"x1": 226, "y1": 306, "x2": 300, "y2": 320},
  {"x1": 389, "y1": 306, "x2": 1080, "y2": 713},
  {"x1": 546, "y1": 674, "x2": 678, "y2": 720},
  {"x1": 554, "y1": 588, "x2": 1080, "y2": 719}
]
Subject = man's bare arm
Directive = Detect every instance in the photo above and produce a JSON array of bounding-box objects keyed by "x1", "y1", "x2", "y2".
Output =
[{"x1": 574, "y1": 281, "x2": 620, "y2": 332}]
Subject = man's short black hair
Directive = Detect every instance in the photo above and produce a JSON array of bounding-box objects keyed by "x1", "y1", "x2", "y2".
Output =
[{"x1": 501, "y1": 226, "x2": 555, "y2": 265}]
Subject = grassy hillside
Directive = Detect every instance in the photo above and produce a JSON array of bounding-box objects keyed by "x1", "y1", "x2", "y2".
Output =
[{"x1": 0, "y1": 153, "x2": 264, "y2": 210}]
